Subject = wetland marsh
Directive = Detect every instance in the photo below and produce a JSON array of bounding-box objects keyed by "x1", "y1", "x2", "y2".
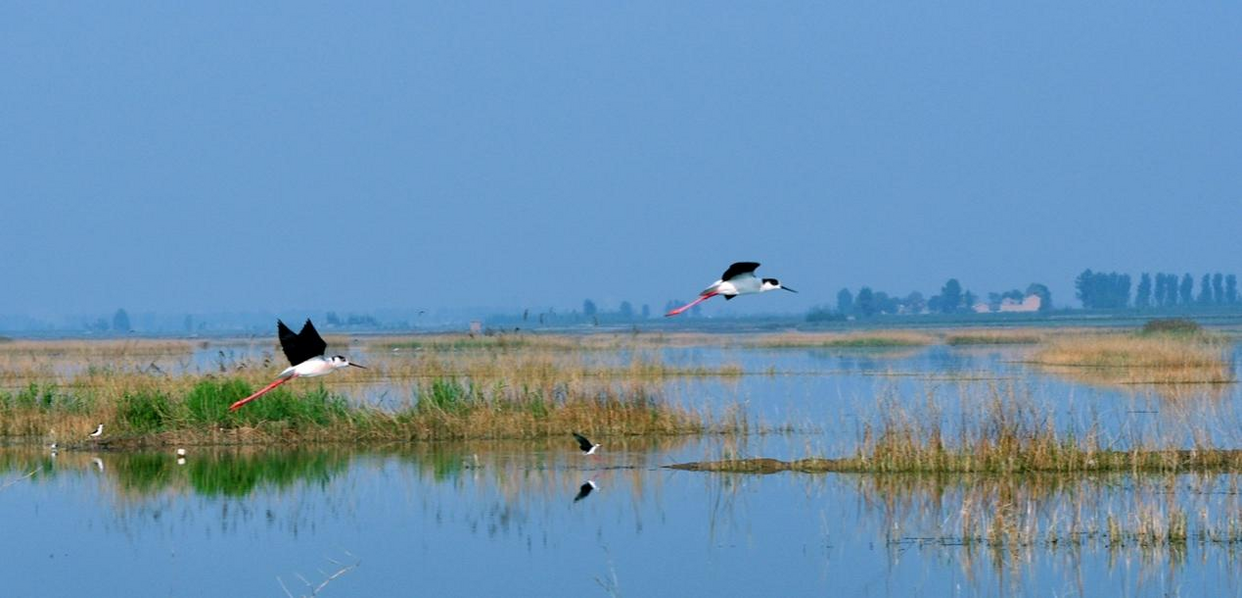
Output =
[{"x1": 2, "y1": 326, "x2": 1241, "y2": 596}]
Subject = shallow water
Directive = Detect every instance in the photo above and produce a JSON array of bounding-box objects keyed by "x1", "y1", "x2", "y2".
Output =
[
  {"x1": 2, "y1": 445, "x2": 1241, "y2": 597},
  {"x1": 3, "y1": 340, "x2": 1242, "y2": 596}
]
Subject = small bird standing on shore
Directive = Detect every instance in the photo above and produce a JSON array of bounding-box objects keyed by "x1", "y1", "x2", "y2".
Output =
[{"x1": 88, "y1": 424, "x2": 104, "y2": 438}]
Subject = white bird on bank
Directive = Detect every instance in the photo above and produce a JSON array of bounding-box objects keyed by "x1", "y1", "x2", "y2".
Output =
[{"x1": 88, "y1": 424, "x2": 104, "y2": 438}]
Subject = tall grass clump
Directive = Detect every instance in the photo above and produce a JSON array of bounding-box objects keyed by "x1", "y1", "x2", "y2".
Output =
[
  {"x1": 118, "y1": 389, "x2": 174, "y2": 433},
  {"x1": 0, "y1": 383, "x2": 92, "y2": 413},
  {"x1": 393, "y1": 376, "x2": 709, "y2": 441},
  {"x1": 1140, "y1": 318, "x2": 1204, "y2": 337},
  {"x1": 0, "y1": 383, "x2": 97, "y2": 438},
  {"x1": 673, "y1": 383, "x2": 1242, "y2": 474},
  {"x1": 945, "y1": 329, "x2": 1044, "y2": 346},
  {"x1": 185, "y1": 379, "x2": 253, "y2": 424},
  {"x1": 1032, "y1": 331, "x2": 1233, "y2": 385},
  {"x1": 752, "y1": 331, "x2": 935, "y2": 349}
]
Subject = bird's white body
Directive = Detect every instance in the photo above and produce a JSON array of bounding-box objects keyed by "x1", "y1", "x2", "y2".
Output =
[
  {"x1": 584, "y1": 444, "x2": 599, "y2": 456},
  {"x1": 88, "y1": 424, "x2": 104, "y2": 438},
  {"x1": 703, "y1": 272, "x2": 778, "y2": 297},
  {"x1": 280, "y1": 356, "x2": 355, "y2": 379}
]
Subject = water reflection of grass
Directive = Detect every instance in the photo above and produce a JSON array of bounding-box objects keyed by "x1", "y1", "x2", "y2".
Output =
[
  {"x1": 856, "y1": 474, "x2": 1242, "y2": 552},
  {"x1": 1, "y1": 448, "x2": 352, "y2": 498},
  {"x1": 1, "y1": 436, "x2": 691, "y2": 502},
  {"x1": 186, "y1": 450, "x2": 345, "y2": 497}
]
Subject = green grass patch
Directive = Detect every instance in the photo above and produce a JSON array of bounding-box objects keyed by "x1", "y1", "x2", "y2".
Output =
[
  {"x1": 945, "y1": 331, "x2": 1043, "y2": 345},
  {"x1": 1140, "y1": 318, "x2": 1204, "y2": 337},
  {"x1": 119, "y1": 389, "x2": 174, "y2": 433},
  {"x1": 0, "y1": 383, "x2": 92, "y2": 413}
]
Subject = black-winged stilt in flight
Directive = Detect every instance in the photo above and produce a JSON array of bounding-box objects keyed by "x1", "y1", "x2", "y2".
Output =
[
  {"x1": 88, "y1": 424, "x2": 104, "y2": 438},
  {"x1": 228, "y1": 319, "x2": 365, "y2": 411},
  {"x1": 665, "y1": 262, "x2": 797, "y2": 317},
  {"x1": 573, "y1": 480, "x2": 597, "y2": 502},
  {"x1": 573, "y1": 432, "x2": 600, "y2": 456}
]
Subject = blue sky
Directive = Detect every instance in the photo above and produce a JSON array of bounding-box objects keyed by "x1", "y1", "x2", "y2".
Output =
[{"x1": 3, "y1": 3, "x2": 1239, "y2": 317}]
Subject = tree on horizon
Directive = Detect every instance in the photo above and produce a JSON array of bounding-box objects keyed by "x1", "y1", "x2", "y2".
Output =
[{"x1": 1135, "y1": 273, "x2": 1152, "y2": 309}]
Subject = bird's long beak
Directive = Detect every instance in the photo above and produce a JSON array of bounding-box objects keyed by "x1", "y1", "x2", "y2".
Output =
[
  {"x1": 782, "y1": 286, "x2": 798, "y2": 293},
  {"x1": 349, "y1": 362, "x2": 367, "y2": 369}
]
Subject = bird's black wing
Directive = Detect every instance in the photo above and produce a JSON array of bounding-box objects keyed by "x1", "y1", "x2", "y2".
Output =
[
  {"x1": 278, "y1": 319, "x2": 328, "y2": 366},
  {"x1": 720, "y1": 262, "x2": 761, "y2": 281},
  {"x1": 298, "y1": 319, "x2": 328, "y2": 356},
  {"x1": 572, "y1": 432, "x2": 593, "y2": 452}
]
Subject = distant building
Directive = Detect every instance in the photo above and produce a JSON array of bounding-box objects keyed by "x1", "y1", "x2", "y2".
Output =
[
  {"x1": 998, "y1": 295, "x2": 1041, "y2": 313},
  {"x1": 974, "y1": 294, "x2": 1042, "y2": 314}
]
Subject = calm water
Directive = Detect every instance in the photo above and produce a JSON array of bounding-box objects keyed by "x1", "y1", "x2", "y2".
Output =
[{"x1": 3, "y1": 342, "x2": 1242, "y2": 597}]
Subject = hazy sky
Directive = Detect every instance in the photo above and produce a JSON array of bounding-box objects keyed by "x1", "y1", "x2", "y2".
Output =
[{"x1": 3, "y1": 3, "x2": 1240, "y2": 317}]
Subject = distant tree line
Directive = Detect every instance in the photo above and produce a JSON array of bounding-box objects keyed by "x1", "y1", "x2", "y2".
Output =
[
  {"x1": 1078, "y1": 270, "x2": 1238, "y2": 309},
  {"x1": 1073, "y1": 270, "x2": 1132, "y2": 309},
  {"x1": 809, "y1": 279, "x2": 1051, "y2": 321},
  {"x1": 325, "y1": 311, "x2": 380, "y2": 327}
]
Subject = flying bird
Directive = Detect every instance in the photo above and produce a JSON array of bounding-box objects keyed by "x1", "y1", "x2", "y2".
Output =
[
  {"x1": 228, "y1": 319, "x2": 365, "y2": 411},
  {"x1": 573, "y1": 432, "x2": 600, "y2": 456},
  {"x1": 88, "y1": 424, "x2": 104, "y2": 438},
  {"x1": 665, "y1": 262, "x2": 797, "y2": 317},
  {"x1": 573, "y1": 480, "x2": 597, "y2": 502}
]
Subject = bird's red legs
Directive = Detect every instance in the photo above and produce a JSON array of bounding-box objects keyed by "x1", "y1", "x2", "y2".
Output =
[
  {"x1": 664, "y1": 292, "x2": 718, "y2": 317},
  {"x1": 229, "y1": 376, "x2": 294, "y2": 412}
]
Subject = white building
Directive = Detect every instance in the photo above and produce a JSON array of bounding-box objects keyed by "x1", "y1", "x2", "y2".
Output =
[{"x1": 998, "y1": 295, "x2": 1041, "y2": 313}]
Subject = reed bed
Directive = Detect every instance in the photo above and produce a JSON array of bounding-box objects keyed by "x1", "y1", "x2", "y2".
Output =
[
  {"x1": 0, "y1": 338, "x2": 196, "y2": 356},
  {"x1": 750, "y1": 331, "x2": 936, "y2": 349},
  {"x1": 671, "y1": 382, "x2": 1242, "y2": 474},
  {"x1": 0, "y1": 334, "x2": 747, "y2": 384},
  {"x1": 377, "y1": 332, "x2": 732, "y2": 352},
  {"x1": 1031, "y1": 332, "x2": 1234, "y2": 385},
  {"x1": 944, "y1": 329, "x2": 1046, "y2": 346},
  {"x1": 0, "y1": 333, "x2": 757, "y2": 446},
  {"x1": 0, "y1": 373, "x2": 727, "y2": 447},
  {"x1": 862, "y1": 474, "x2": 1242, "y2": 553}
]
